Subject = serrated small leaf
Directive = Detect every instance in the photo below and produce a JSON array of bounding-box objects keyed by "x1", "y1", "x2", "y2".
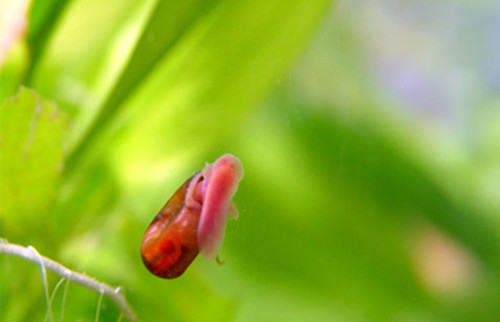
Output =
[{"x1": 0, "y1": 87, "x2": 69, "y2": 231}]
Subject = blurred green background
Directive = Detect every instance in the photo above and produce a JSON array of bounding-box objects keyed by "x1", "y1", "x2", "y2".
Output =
[{"x1": 1, "y1": 0, "x2": 500, "y2": 321}]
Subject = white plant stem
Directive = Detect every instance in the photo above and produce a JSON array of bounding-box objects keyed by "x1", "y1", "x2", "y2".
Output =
[{"x1": 0, "y1": 240, "x2": 136, "y2": 322}]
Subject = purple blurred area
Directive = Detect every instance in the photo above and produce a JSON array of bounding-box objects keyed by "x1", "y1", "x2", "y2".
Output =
[{"x1": 345, "y1": 0, "x2": 500, "y2": 122}]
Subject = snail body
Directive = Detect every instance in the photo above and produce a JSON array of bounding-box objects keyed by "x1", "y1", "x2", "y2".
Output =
[{"x1": 141, "y1": 154, "x2": 243, "y2": 278}]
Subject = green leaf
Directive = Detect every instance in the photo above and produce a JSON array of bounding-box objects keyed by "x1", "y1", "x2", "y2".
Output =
[
  {"x1": 0, "y1": 87, "x2": 69, "y2": 233},
  {"x1": 108, "y1": 0, "x2": 333, "y2": 189},
  {"x1": 25, "y1": 0, "x2": 72, "y2": 83},
  {"x1": 68, "y1": 0, "x2": 219, "y2": 170}
]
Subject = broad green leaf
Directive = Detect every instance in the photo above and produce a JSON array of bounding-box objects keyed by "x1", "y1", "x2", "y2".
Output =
[
  {"x1": 110, "y1": 0, "x2": 333, "y2": 194},
  {"x1": 29, "y1": 0, "x2": 150, "y2": 120},
  {"x1": 25, "y1": 0, "x2": 72, "y2": 83},
  {"x1": 68, "y1": 0, "x2": 220, "y2": 169},
  {"x1": 0, "y1": 87, "x2": 69, "y2": 234}
]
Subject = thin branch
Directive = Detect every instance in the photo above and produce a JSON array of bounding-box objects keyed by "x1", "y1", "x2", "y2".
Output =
[{"x1": 0, "y1": 240, "x2": 136, "y2": 322}]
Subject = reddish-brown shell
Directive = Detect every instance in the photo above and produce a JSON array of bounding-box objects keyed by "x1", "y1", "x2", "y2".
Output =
[{"x1": 140, "y1": 174, "x2": 202, "y2": 278}]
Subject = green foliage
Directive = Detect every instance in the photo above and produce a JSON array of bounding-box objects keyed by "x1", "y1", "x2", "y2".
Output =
[
  {"x1": 68, "y1": 0, "x2": 219, "y2": 168},
  {"x1": 0, "y1": 87, "x2": 68, "y2": 236},
  {"x1": 26, "y1": 0, "x2": 72, "y2": 83},
  {"x1": 1, "y1": 0, "x2": 499, "y2": 321}
]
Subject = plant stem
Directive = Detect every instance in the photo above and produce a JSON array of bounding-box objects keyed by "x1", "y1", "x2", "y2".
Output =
[{"x1": 0, "y1": 241, "x2": 136, "y2": 322}]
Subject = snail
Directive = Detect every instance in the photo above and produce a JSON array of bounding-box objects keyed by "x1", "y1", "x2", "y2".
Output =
[{"x1": 141, "y1": 154, "x2": 243, "y2": 278}]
